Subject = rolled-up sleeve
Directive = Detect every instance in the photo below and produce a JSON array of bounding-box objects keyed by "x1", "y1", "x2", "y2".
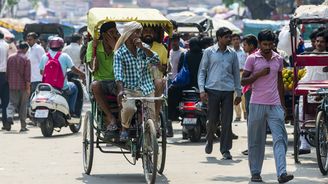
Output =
[
  {"x1": 198, "y1": 49, "x2": 209, "y2": 93},
  {"x1": 114, "y1": 51, "x2": 123, "y2": 82},
  {"x1": 232, "y1": 52, "x2": 242, "y2": 96},
  {"x1": 86, "y1": 41, "x2": 93, "y2": 63},
  {"x1": 146, "y1": 51, "x2": 160, "y2": 65}
]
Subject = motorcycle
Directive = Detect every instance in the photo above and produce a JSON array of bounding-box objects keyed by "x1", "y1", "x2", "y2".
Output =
[
  {"x1": 30, "y1": 78, "x2": 83, "y2": 137},
  {"x1": 179, "y1": 88, "x2": 207, "y2": 142}
]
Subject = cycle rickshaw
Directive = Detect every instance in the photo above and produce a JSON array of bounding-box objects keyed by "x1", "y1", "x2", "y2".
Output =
[
  {"x1": 82, "y1": 8, "x2": 173, "y2": 184},
  {"x1": 291, "y1": 4, "x2": 328, "y2": 175}
]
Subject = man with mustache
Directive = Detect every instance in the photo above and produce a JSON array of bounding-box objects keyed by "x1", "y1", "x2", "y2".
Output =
[
  {"x1": 114, "y1": 21, "x2": 160, "y2": 141},
  {"x1": 141, "y1": 26, "x2": 168, "y2": 131}
]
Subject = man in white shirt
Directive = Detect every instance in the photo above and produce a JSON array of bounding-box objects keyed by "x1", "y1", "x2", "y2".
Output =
[
  {"x1": 168, "y1": 33, "x2": 185, "y2": 80},
  {"x1": 231, "y1": 33, "x2": 247, "y2": 122},
  {"x1": 0, "y1": 31, "x2": 10, "y2": 130},
  {"x1": 63, "y1": 33, "x2": 83, "y2": 70},
  {"x1": 26, "y1": 32, "x2": 46, "y2": 95},
  {"x1": 167, "y1": 33, "x2": 185, "y2": 137}
]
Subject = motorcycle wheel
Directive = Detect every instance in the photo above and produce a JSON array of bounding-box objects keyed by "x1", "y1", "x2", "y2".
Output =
[
  {"x1": 190, "y1": 120, "x2": 201, "y2": 142},
  {"x1": 40, "y1": 118, "x2": 54, "y2": 137},
  {"x1": 69, "y1": 116, "x2": 82, "y2": 133}
]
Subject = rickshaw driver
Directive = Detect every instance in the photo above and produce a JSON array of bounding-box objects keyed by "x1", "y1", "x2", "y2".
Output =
[
  {"x1": 114, "y1": 21, "x2": 160, "y2": 141},
  {"x1": 141, "y1": 26, "x2": 168, "y2": 129},
  {"x1": 86, "y1": 22, "x2": 120, "y2": 132},
  {"x1": 298, "y1": 31, "x2": 328, "y2": 155}
]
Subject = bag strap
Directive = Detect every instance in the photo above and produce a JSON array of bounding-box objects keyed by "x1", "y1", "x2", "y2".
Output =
[
  {"x1": 54, "y1": 52, "x2": 61, "y2": 60},
  {"x1": 183, "y1": 52, "x2": 188, "y2": 68},
  {"x1": 46, "y1": 52, "x2": 61, "y2": 61}
]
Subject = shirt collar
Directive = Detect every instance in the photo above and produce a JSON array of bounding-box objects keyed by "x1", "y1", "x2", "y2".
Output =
[
  {"x1": 70, "y1": 43, "x2": 80, "y2": 46},
  {"x1": 254, "y1": 50, "x2": 280, "y2": 60},
  {"x1": 213, "y1": 44, "x2": 232, "y2": 53}
]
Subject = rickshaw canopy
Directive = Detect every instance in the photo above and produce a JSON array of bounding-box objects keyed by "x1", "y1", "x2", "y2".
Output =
[
  {"x1": 292, "y1": 5, "x2": 328, "y2": 23},
  {"x1": 87, "y1": 8, "x2": 173, "y2": 40}
]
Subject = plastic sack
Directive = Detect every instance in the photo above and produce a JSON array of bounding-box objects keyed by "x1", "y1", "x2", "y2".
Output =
[{"x1": 277, "y1": 25, "x2": 300, "y2": 57}]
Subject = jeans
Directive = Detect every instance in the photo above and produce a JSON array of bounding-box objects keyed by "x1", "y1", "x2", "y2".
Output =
[
  {"x1": 248, "y1": 104, "x2": 288, "y2": 177},
  {"x1": 0, "y1": 73, "x2": 9, "y2": 126},
  {"x1": 65, "y1": 82, "x2": 78, "y2": 114}
]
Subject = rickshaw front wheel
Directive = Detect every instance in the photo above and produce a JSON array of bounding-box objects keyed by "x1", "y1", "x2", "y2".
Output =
[
  {"x1": 83, "y1": 111, "x2": 94, "y2": 175},
  {"x1": 315, "y1": 110, "x2": 328, "y2": 175},
  {"x1": 142, "y1": 119, "x2": 158, "y2": 184}
]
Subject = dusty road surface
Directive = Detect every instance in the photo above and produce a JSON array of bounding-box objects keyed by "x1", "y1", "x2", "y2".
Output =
[{"x1": 0, "y1": 104, "x2": 327, "y2": 184}]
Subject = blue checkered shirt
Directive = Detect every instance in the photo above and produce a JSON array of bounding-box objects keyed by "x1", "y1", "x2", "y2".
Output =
[{"x1": 114, "y1": 44, "x2": 159, "y2": 96}]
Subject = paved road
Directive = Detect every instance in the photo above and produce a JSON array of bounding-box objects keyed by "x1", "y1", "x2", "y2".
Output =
[{"x1": 0, "y1": 103, "x2": 327, "y2": 184}]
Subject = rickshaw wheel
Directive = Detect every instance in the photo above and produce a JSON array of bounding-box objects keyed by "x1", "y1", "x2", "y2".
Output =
[
  {"x1": 294, "y1": 104, "x2": 301, "y2": 164},
  {"x1": 315, "y1": 110, "x2": 328, "y2": 175},
  {"x1": 142, "y1": 119, "x2": 158, "y2": 184},
  {"x1": 83, "y1": 111, "x2": 94, "y2": 175},
  {"x1": 157, "y1": 111, "x2": 167, "y2": 174}
]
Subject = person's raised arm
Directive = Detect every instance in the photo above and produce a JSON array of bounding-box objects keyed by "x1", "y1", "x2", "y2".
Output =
[{"x1": 241, "y1": 55, "x2": 269, "y2": 86}]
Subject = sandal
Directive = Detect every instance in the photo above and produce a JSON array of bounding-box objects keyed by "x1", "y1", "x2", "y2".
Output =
[{"x1": 120, "y1": 130, "x2": 129, "y2": 142}]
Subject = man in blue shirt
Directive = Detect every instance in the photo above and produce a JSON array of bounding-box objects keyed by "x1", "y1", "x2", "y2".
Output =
[
  {"x1": 39, "y1": 37, "x2": 85, "y2": 116},
  {"x1": 198, "y1": 27, "x2": 242, "y2": 160}
]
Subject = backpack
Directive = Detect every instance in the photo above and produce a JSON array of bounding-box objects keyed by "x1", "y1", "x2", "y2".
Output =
[{"x1": 42, "y1": 52, "x2": 65, "y2": 89}]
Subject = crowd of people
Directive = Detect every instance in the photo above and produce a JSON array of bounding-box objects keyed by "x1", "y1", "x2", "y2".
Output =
[{"x1": 3, "y1": 19, "x2": 328, "y2": 183}]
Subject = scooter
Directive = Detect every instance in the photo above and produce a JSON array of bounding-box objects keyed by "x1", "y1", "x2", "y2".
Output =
[
  {"x1": 30, "y1": 78, "x2": 83, "y2": 137},
  {"x1": 179, "y1": 88, "x2": 207, "y2": 142}
]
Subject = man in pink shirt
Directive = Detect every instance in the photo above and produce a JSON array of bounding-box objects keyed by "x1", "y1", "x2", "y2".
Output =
[{"x1": 241, "y1": 30, "x2": 293, "y2": 183}]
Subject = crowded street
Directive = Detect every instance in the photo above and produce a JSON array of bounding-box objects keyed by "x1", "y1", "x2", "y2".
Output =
[
  {"x1": 0, "y1": 103, "x2": 327, "y2": 184},
  {"x1": 1, "y1": 0, "x2": 328, "y2": 184}
]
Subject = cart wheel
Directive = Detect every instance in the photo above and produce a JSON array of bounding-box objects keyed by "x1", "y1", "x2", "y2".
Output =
[
  {"x1": 83, "y1": 111, "x2": 94, "y2": 175},
  {"x1": 315, "y1": 110, "x2": 328, "y2": 175},
  {"x1": 294, "y1": 104, "x2": 301, "y2": 164},
  {"x1": 143, "y1": 119, "x2": 158, "y2": 184},
  {"x1": 157, "y1": 111, "x2": 167, "y2": 174}
]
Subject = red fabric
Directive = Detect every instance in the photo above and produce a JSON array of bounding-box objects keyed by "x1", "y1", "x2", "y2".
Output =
[
  {"x1": 6, "y1": 51, "x2": 31, "y2": 90},
  {"x1": 242, "y1": 49, "x2": 258, "y2": 94},
  {"x1": 42, "y1": 52, "x2": 64, "y2": 89}
]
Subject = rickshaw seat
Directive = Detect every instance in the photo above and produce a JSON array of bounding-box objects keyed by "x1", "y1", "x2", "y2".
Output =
[{"x1": 295, "y1": 80, "x2": 328, "y2": 95}]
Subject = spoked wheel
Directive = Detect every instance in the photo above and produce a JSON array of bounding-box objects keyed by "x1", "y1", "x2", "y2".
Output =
[
  {"x1": 157, "y1": 111, "x2": 167, "y2": 174},
  {"x1": 69, "y1": 116, "x2": 82, "y2": 133},
  {"x1": 315, "y1": 110, "x2": 328, "y2": 175},
  {"x1": 142, "y1": 119, "x2": 159, "y2": 184},
  {"x1": 83, "y1": 111, "x2": 94, "y2": 175},
  {"x1": 294, "y1": 104, "x2": 301, "y2": 163}
]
